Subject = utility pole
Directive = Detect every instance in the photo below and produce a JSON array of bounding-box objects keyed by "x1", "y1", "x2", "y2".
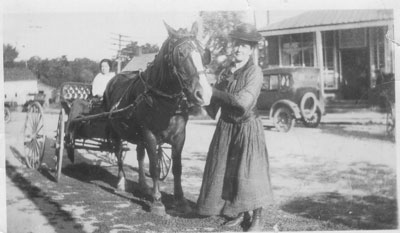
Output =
[{"x1": 111, "y1": 33, "x2": 131, "y2": 73}]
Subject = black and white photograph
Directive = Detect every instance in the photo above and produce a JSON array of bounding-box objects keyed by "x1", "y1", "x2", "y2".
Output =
[{"x1": 1, "y1": 0, "x2": 399, "y2": 232}]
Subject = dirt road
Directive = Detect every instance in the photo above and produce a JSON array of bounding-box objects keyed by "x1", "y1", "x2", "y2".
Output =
[{"x1": 4, "y1": 111, "x2": 397, "y2": 232}]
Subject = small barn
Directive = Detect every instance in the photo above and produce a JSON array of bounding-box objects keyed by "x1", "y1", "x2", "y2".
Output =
[{"x1": 4, "y1": 67, "x2": 38, "y2": 105}]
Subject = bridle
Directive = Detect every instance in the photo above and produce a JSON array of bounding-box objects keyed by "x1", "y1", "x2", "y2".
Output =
[{"x1": 136, "y1": 36, "x2": 206, "y2": 107}]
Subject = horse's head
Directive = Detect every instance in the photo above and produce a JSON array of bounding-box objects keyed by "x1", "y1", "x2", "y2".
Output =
[{"x1": 163, "y1": 22, "x2": 212, "y2": 106}]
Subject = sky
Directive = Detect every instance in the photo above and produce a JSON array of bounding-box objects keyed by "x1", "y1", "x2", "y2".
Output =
[{"x1": 2, "y1": 0, "x2": 399, "y2": 62}]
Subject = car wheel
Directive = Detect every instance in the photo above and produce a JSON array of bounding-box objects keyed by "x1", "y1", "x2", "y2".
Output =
[
  {"x1": 300, "y1": 92, "x2": 318, "y2": 119},
  {"x1": 273, "y1": 106, "x2": 295, "y2": 132},
  {"x1": 302, "y1": 108, "x2": 322, "y2": 128}
]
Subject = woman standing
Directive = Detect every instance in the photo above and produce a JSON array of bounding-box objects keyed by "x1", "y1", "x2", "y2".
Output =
[{"x1": 197, "y1": 23, "x2": 273, "y2": 232}]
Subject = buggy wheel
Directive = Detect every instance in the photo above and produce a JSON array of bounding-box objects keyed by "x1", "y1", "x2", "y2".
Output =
[
  {"x1": 55, "y1": 108, "x2": 65, "y2": 182},
  {"x1": 145, "y1": 144, "x2": 172, "y2": 181},
  {"x1": 4, "y1": 106, "x2": 11, "y2": 123},
  {"x1": 273, "y1": 106, "x2": 295, "y2": 132},
  {"x1": 23, "y1": 101, "x2": 46, "y2": 169},
  {"x1": 158, "y1": 145, "x2": 172, "y2": 181}
]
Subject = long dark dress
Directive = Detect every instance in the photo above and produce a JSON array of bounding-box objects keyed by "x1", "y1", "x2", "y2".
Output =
[{"x1": 197, "y1": 58, "x2": 274, "y2": 217}]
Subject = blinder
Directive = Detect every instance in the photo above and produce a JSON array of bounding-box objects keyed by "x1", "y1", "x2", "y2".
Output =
[
  {"x1": 202, "y1": 48, "x2": 211, "y2": 66},
  {"x1": 168, "y1": 37, "x2": 209, "y2": 91}
]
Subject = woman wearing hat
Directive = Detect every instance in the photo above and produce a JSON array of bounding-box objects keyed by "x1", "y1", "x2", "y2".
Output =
[{"x1": 197, "y1": 23, "x2": 274, "y2": 231}]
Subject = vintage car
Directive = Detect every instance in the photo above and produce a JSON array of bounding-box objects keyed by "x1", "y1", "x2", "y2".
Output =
[
  {"x1": 256, "y1": 67, "x2": 325, "y2": 132},
  {"x1": 22, "y1": 91, "x2": 46, "y2": 112}
]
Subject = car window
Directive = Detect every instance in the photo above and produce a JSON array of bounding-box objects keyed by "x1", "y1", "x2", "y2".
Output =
[
  {"x1": 262, "y1": 75, "x2": 270, "y2": 90},
  {"x1": 269, "y1": 75, "x2": 279, "y2": 90},
  {"x1": 280, "y1": 74, "x2": 291, "y2": 89}
]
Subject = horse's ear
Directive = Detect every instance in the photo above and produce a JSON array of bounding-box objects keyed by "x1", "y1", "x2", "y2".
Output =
[
  {"x1": 163, "y1": 21, "x2": 178, "y2": 37},
  {"x1": 190, "y1": 22, "x2": 198, "y2": 37}
]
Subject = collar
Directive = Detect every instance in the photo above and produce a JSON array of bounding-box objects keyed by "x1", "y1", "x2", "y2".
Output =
[{"x1": 231, "y1": 57, "x2": 254, "y2": 80}]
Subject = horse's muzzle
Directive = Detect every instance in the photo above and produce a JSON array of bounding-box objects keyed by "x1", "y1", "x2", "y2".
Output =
[{"x1": 196, "y1": 74, "x2": 212, "y2": 106}]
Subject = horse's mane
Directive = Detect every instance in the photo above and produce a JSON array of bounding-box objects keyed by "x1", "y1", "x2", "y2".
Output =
[
  {"x1": 144, "y1": 38, "x2": 172, "y2": 90},
  {"x1": 144, "y1": 32, "x2": 194, "y2": 94}
]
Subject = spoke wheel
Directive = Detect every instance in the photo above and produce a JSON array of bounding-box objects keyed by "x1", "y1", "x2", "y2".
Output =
[
  {"x1": 55, "y1": 108, "x2": 65, "y2": 182},
  {"x1": 158, "y1": 145, "x2": 172, "y2": 181},
  {"x1": 273, "y1": 106, "x2": 295, "y2": 133},
  {"x1": 4, "y1": 106, "x2": 11, "y2": 123},
  {"x1": 145, "y1": 144, "x2": 172, "y2": 181},
  {"x1": 24, "y1": 102, "x2": 46, "y2": 169}
]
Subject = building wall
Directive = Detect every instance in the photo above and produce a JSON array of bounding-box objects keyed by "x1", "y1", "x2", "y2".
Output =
[{"x1": 4, "y1": 80, "x2": 38, "y2": 105}]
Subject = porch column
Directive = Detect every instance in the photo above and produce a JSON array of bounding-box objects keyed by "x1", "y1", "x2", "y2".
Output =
[{"x1": 315, "y1": 30, "x2": 325, "y2": 101}]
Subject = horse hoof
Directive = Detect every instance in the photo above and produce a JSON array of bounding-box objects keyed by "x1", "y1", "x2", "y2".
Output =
[{"x1": 151, "y1": 202, "x2": 166, "y2": 216}]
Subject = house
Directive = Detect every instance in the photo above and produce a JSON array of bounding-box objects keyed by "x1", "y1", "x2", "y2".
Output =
[
  {"x1": 122, "y1": 53, "x2": 158, "y2": 72},
  {"x1": 4, "y1": 67, "x2": 38, "y2": 105},
  {"x1": 258, "y1": 10, "x2": 395, "y2": 100}
]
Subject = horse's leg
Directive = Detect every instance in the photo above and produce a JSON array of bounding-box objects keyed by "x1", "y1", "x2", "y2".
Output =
[
  {"x1": 142, "y1": 129, "x2": 165, "y2": 216},
  {"x1": 137, "y1": 143, "x2": 151, "y2": 195},
  {"x1": 114, "y1": 139, "x2": 127, "y2": 191},
  {"x1": 171, "y1": 130, "x2": 192, "y2": 214}
]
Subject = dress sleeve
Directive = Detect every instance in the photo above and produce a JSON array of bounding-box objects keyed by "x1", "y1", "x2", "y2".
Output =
[
  {"x1": 233, "y1": 66, "x2": 263, "y2": 113},
  {"x1": 91, "y1": 73, "x2": 102, "y2": 96},
  {"x1": 213, "y1": 66, "x2": 263, "y2": 115}
]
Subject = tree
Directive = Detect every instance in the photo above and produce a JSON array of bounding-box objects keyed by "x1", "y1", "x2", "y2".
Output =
[
  {"x1": 27, "y1": 56, "x2": 42, "y2": 78},
  {"x1": 199, "y1": 11, "x2": 245, "y2": 75},
  {"x1": 3, "y1": 44, "x2": 19, "y2": 67}
]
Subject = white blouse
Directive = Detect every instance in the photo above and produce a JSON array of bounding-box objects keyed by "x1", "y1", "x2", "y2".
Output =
[{"x1": 91, "y1": 72, "x2": 116, "y2": 97}]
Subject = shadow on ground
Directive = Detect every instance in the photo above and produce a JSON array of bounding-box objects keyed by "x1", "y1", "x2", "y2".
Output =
[
  {"x1": 281, "y1": 192, "x2": 398, "y2": 229},
  {"x1": 6, "y1": 160, "x2": 86, "y2": 233},
  {"x1": 319, "y1": 124, "x2": 393, "y2": 141}
]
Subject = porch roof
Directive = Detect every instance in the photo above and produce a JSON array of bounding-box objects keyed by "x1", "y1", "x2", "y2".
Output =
[{"x1": 259, "y1": 10, "x2": 393, "y2": 36}]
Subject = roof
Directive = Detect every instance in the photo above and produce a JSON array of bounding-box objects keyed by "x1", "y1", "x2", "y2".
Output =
[
  {"x1": 259, "y1": 10, "x2": 393, "y2": 36},
  {"x1": 122, "y1": 53, "x2": 158, "y2": 72},
  {"x1": 3, "y1": 67, "x2": 37, "y2": 82}
]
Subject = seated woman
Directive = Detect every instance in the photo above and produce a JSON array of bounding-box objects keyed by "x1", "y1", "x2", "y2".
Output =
[
  {"x1": 92, "y1": 59, "x2": 116, "y2": 98},
  {"x1": 65, "y1": 59, "x2": 115, "y2": 162}
]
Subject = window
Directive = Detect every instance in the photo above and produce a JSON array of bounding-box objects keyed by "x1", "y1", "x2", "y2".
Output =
[
  {"x1": 262, "y1": 76, "x2": 270, "y2": 90},
  {"x1": 374, "y1": 27, "x2": 386, "y2": 70},
  {"x1": 281, "y1": 33, "x2": 314, "y2": 67},
  {"x1": 266, "y1": 36, "x2": 279, "y2": 67},
  {"x1": 280, "y1": 74, "x2": 291, "y2": 89},
  {"x1": 269, "y1": 75, "x2": 279, "y2": 90}
]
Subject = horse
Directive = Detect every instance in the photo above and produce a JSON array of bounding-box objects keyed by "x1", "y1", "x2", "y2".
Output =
[{"x1": 103, "y1": 22, "x2": 212, "y2": 216}]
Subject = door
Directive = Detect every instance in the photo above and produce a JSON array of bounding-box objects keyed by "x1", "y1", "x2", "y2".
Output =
[
  {"x1": 257, "y1": 74, "x2": 284, "y2": 114},
  {"x1": 340, "y1": 48, "x2": 369, "y2": 99}
]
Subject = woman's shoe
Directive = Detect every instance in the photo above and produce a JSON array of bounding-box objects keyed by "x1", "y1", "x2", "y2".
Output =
[
  {"x1": 247, "y1": 208, "x2": 263, "y2": 232},
  {"x1": 224, "y1": 212, "x2": 244, "y2": 227}
]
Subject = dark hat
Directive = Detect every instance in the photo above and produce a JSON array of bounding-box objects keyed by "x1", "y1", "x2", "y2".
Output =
[{"x1": 229, "y1": 23, "x2": 263, "y2": 43}]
